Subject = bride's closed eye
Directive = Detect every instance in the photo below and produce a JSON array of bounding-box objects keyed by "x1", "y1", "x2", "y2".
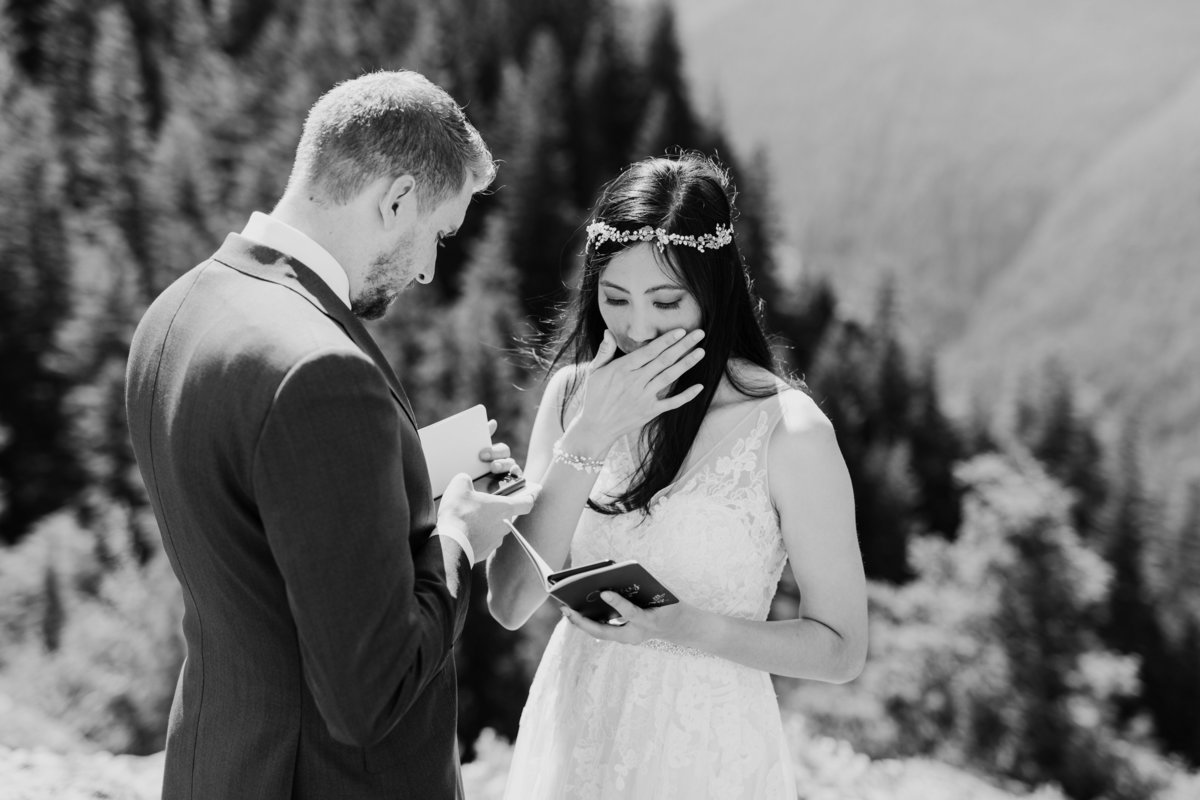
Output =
[{"x1": 602, "y1": 297, "x2": 683, "y2": 310}]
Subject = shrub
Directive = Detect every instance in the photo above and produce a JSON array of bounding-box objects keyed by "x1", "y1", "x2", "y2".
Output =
[{"x1": 0, "y1": 506, "x2": 182, "y2": 754}]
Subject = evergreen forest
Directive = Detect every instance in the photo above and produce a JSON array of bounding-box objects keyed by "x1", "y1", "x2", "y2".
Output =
[{"x1": 0, "y1": 1, "x2": 1197, "y2": 797}]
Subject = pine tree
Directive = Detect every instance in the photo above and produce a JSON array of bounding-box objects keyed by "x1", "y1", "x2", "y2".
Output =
[
  {"x1": 809, "y1": 321, "x2": 915, "y2": 581},
  {"x1": 1015, "y1": 360, "x2": 1108, "y2": 537},
  {"x1": 571, "y1": 7, "x2": 643, "y2": 199},
  {"x1": 870, "y1": 276, "x2": 910, "y2": 442},
  {"x1": 5, "y1": 0, "x2": 48, "y2": 76},
  {"x1": 394, "y1": 1, "x2": 457, "y2": 92},
  {"x1": 1098, "y1": 420, "x2": 1178, "y2": 749},
  {"x1": 1100, "y1": 422, "x2": 1160, "y2": 652},
  {"x1": 773, "y1": 274, "x2": 837, "y2": 376},
  {"x1": 948, "y1": 454, "x2": 1142, "y2": 796},
  {"x1": 727, "y1": 145, "x2": 784, "y2": 317},
  {"x1": 962, "y1": 391, "x2": 1000, "y2": 457},
  {"x1": 631, "y1": 0, "x2": 699, "y2": 155},
  {"x1": 857, "y1": 440, "x2": 919, "y2": 581},
  {"x1": 82, "y1": 7, "x2": 157, "y2": 297},
  {"x1": 1166, "y1": 613, "x2": 1200, "y2": 763},
  {"x1": 445, "y1": 213, "x2": 536, "y2": 437},
  {"x1": 0, "y1": 78, "x2": 85, "y2": 543},
  {"x1": 908, "y1": 355, "x2": 964, "y2": 538},
  {"x1": 1169, "y1": 480, "x2": 1200, "y2": 627},
  {"x1": 488, "y1": 32, "x2": 577, "y2": 323},
  {"x1": 1146, "y1": 477, "x2": 1200, "y2": 765},
  {"x1": 41, "y1": 564, "x2": 63, "y2": 652}
]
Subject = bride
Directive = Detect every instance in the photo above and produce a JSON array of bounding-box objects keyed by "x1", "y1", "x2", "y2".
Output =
[{"x1": 487, "y1": 153, "x2": 867, "y2": 799}]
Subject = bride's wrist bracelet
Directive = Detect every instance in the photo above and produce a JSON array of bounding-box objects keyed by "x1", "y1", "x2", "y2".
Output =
[{"x1": 552, "y1": 439, "x2": 606, "y2": 474}]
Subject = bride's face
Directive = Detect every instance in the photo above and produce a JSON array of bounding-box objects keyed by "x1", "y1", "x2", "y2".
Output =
[{"x1": 597, "y1": 243, "x2": 703, "y2": 354}]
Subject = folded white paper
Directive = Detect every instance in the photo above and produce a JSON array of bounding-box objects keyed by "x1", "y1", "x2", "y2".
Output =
[{"x1": 417, "y1": 404, "x2": 494, "y2": 498}]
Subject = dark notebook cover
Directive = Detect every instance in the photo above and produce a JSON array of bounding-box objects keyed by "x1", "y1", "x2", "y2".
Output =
[
  {"x1": 504, "y1": 522, "x2": 679, "y2": 623},
  {"x1": 547, "y1": 560, "x2": 679, "y2": 622}
]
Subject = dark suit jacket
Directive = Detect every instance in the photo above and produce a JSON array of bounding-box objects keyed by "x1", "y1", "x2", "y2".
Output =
[{"x1": 126, "y1": 234, "x2": 470, "y2": 799}]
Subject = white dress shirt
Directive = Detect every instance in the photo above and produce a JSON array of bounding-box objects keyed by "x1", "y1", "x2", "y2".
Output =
[
  {"x1": 239, "y1": 212, "x2": 476, "y2": 565},
  {"x1": 241, "y1": 212, "x2": 351, "y2": 306}
]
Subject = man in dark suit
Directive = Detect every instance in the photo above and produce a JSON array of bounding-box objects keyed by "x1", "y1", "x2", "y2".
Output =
[{"x1": 125, "y1": 71, "x2": 536, "y2": 799}]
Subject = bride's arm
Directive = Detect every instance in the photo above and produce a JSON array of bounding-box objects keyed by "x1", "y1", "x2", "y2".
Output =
[
  {"x1": 487, "y1": 328, "x2": 707, "y2": 630},
  {"x1": 563, "y1": 390, "x2": 868, "y2": 683},
  {"x1": 486, "y1": 365, "x2": 606, "y2": 630}
]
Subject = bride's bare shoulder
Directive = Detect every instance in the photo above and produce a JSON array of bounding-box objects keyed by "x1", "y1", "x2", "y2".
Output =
[
  {"x1": 767, "y1": 388, "x2": 840, "y2": 473},
  {"x1": 713, "y1": 359, "x2": 795, "y2": 410},
  {"x1": 775, "y1": 388, "x2": 829, "y2": 430},
  {"x1": 543, "y1": 362, "x2": 586, "y2": 416}
]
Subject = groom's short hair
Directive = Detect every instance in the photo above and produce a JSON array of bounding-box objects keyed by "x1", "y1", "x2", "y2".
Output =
[{"x1": 289, "y1": 70, "x2": 495, "y2": 210}]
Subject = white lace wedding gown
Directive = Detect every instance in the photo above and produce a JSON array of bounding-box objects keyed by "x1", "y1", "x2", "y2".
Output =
[{"x1": 502, "y1": 392, "x2": 799, "y2": 799}]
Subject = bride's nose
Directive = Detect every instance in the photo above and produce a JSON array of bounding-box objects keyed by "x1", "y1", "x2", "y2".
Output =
[{"x1": 627, "y1": 309, "x2": 658, "y2": 345}]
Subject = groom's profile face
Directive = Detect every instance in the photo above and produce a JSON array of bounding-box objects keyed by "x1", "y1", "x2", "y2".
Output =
[{"x1": 351, "y1": 178, "x2": 475, "y2": 320}]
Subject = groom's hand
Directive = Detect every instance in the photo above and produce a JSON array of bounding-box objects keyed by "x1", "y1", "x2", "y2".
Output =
[{"x1": 439, "y1": 472, "x2": 539, "y2": 563}]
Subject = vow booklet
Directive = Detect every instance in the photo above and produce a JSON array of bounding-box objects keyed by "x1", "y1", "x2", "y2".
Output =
[{"x1": 504, "y1": 523, "x2": 679, "y2": 623}]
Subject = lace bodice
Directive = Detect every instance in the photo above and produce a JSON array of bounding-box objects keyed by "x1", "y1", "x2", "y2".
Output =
[
  {"x1": 572, "y1": 398, "x2": 790, "y2": 622},
  {"x1": 502, "y1": 389, "x2": 800, "y2": 800}
]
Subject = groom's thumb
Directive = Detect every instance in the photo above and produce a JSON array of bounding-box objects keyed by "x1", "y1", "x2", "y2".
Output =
[{"x1": 444, "y1": 472, "x2": 475, "y2": 498}]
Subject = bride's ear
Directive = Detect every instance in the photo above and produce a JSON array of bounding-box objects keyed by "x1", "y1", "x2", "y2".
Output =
[{"x1": 379, "y1": 174, "x2": 418, "y2": 229}]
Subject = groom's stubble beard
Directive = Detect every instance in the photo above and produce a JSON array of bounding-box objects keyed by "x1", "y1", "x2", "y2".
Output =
[{"x1": 351, "y1": 230, "x2": 418, "y2": 321}]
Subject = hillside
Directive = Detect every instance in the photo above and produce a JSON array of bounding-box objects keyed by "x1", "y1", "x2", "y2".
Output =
[
  {"x1": 673, "y1": 0, "x2": 1200, "y2": 342},
  {"x1": 943, "y1": 69, "x2": 1200, "y2": 494}
]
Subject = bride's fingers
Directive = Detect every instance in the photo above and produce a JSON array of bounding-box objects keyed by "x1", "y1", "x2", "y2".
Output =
[
  {"x1": 588, "y1": 330, "x2": 619, "y2": 372},
  {"x1": 648, "y1": 347, "x2": 705, "y2": 393},
  {"x1": 655, "y1": 384, "x2": 705, "y2": 414},
  {"x1": 488, "y1": 457, "x2": 518, "y2": 475},
  {"x1": 484, "y1": 442, "x2": 511, "y2": 460},
  {"x1": 562, "y1": 606, "x2": 639, "y2": 643},
  {"x1": 624, "y1": 328, "x2": 687, "y2": 371},
  {"x1": 642, "y1": 328, "x2": 705, "y2": 380}
]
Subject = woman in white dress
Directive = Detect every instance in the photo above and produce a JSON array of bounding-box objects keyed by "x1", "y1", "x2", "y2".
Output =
[{"x1": 487, "y1": 153, "x2": 868, "y2": 799}]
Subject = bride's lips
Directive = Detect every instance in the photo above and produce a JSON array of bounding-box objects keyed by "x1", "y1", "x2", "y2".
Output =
[{"x1": 614, "y1": 337, "x2": 643, "y2": 354}]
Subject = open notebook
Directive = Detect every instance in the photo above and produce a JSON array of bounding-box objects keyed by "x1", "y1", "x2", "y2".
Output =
[
  {"x1": 418, "y1": 405, "x2": 494, "y2": 498},
  {"x1": 504, "y1": 521, "x2": 678, "y2": 623}
]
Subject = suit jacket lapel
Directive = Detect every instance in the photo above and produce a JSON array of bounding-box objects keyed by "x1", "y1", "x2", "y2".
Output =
[{"x1": 212, "y1": 234, "x2": 419, "y2": 429}]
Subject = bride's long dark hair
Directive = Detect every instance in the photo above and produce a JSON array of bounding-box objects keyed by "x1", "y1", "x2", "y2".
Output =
[{"x1": 547, "y1": 152, "x2": 793, "y2": 515}]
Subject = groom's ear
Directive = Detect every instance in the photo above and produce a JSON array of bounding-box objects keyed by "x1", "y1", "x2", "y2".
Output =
[{"x1": 379, "y1": 174, "x2": 418, "y2": 229}]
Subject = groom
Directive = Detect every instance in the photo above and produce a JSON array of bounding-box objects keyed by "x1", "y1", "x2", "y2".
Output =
[{"x1": 126, "y1": 71, "x2": 535, "y2": 799}]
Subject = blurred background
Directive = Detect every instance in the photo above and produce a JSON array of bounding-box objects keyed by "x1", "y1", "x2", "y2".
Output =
[{"x1": 1, "y1": 0, "x2": 1198, "y2": 797}]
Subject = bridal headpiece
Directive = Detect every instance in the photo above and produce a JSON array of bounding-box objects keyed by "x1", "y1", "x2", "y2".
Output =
[{"x1": 585, "y1": 221, "x2": 733, "y2": 254}]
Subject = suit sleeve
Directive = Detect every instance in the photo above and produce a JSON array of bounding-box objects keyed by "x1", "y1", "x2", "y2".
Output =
[{"x1": 251, "y1": 347, "x2": 470, "y2": 748}]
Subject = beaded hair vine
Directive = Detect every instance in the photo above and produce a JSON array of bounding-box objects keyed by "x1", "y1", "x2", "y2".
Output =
[{"x1": 585, "y1": 221, "x2": 733, "y2": 254}]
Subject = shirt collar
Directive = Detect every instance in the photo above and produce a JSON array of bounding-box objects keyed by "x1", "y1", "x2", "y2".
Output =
[{"x1": 240, "y1": 212, "x2": 351, "y2": 307}]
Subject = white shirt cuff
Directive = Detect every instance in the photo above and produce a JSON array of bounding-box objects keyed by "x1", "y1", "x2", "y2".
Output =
[{"x1": 433, "y1": 520, "x2": 475, "y2": 566}]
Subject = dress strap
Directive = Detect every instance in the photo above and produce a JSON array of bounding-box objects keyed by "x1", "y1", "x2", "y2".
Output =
[{"x1": 647, "y1": 392, "x2": 788, "y2": 505}]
